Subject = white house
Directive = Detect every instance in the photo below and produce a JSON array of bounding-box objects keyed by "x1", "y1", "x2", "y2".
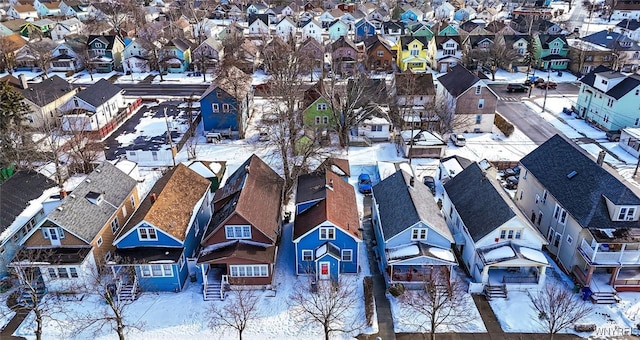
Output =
[
  {"x1": 122, "y1": 38, "x2": 158, "y2": 73},
  {"x1": 620, "y1": 128, "x2": 640, "y2": 158},
  {"x1": 60, "y1": 79, "x2": 126, "y2": 137},
  {"x1": 302, "y1": 20, "x2": 323, "y2": 43},
  {"x1": 354, "y1": 105, "x2": 392, "y2": 141},
  {"x1": 442, "y1": 162, "x2": 549, "y2": 296},
  {"x1": 275, "y1": 17, "x2": 297, "y2": 42},
  {"x1": 50, "y1": 42, "x2": 83, "y2": 72},
  {"x1": 50, "y1": 18, "x2": 83, "y2": 41},
  {"x1": 7, "y1": 4, "x2": 38, "y2": 19},
  {"x1": 248, "y1": 14, "x2": 270, "y2": 36}
]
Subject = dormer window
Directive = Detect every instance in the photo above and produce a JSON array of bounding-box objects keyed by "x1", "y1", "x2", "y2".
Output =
[
  {"x1": 85, "y1": 191, "x2": 103, "y2": 205},
  {"x1": 411, "y1": 228, "x2": 428, "y2": 240},
  {"x1": 618, "y1": 207, "x2": 636, "y2": 221}
]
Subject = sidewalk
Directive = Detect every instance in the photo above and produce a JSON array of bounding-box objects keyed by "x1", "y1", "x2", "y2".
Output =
[
  {"x1": 0, "y1": 310, "x2": 27, "y2": 340},
  {"x1": 361, "y1": 195, "x2": 396, "y2": 340}
]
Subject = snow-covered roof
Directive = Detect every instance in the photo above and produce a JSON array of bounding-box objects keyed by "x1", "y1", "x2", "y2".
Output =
[
  {"x1": 388, "y1": 244, "x2": 419, "y2": 260},
  {"x1": 520, "y1": 247, "x2": 548, "y2": 264},
  {"x1": 483, "y1": 245, "x2": 515, "y2": 262}
]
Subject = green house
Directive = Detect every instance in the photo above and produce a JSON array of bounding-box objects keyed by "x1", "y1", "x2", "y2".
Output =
[
  {"x1": 302, "y1": 97, "x2": 336, "y2": 129},
  {"x1": 409, "y1": 23, "x2": 434, "y2": 41},
  {"x1": 534, "y1": 34, "x2": 570, "y2": 70}
]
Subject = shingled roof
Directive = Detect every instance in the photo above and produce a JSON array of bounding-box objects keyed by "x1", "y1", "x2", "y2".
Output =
[
  {"x1": 116, "y1": 164, "x2": 210, "y2": 242},
  {"x1": 444, "y1": 163, "x2": 516, "y2": 242},
  {"x1": 0, "y1": 172, "x2": 57, "y2": 233},
  {"x1": 293, "y1": 171, "x2": 360, "y2": 240},
  {"x1": 204, "y1": 155, "x2": 283, "y2": 243},
  {"x1": 373, "y1": 169, "x2": 452, "y2": 242},
  {"x1": 520, "y1": 134, "x2": 640, "y2": 230},
  {"x1": 46, "y1": 162, "x2": 136, "y2": 243},
  {"x1": 580, "y1": 65, "x2": 640, "y2": 100},
  {"x1": 75, "y1": 79, "x2": 122, "y2": 108},
  {"x1": 438, "y1": 64, "x2": 480, "y2": 97},
  {"x1": 394, "y1": 72, "x2": 435, "y2": 96}
]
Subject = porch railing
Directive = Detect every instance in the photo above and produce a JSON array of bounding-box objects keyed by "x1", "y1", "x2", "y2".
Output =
[
  {"x1": 132, "y1": 275, "x2": 139, "y2": 298},
  {"x1": 502, "y1": 275, "x2": 538, "y2": 284},
  {"x1": 580, "y1": 239, "x2": 640, "y2": 265}
]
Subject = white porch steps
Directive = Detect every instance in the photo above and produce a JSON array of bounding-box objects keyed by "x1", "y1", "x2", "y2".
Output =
[
  {"x1": 590, "y1": 291, "x2": 618, "y2": 304},
  {"x1": 484, "y1": 284, "x2": 507, "y2": 300},
  {"x1": 118, "y1": 284, "x2": 138, "y2": 302},
  {"x1": 204, "y1": 281, "x2": 223, "y2": 301}
]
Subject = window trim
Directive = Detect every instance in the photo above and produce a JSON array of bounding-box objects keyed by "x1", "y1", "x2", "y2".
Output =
[
  {"x1": 225, "y1": 225, "x2": 252, "y2": 239},
  {"x1": 319, "y1": 227, "x2": 336, "y2": 240},
  {"x1": 341, "y1": 249, "x2": 353, "y2": 262},
  {"x1": 411, "y1": 228, "x2": 428, "y2": 240},
  {"x1": 229, "y1": 264, "x2": 269, "y2": 277},
  {"x1": 302, "y1": 250, "x2": 313, "y2": 262},
  {"x1": 140, "y1": 264, "x2": 173, "y2": 277},
  {"x1": 138, "y1": 227, "x2": 158, "y2": 241}
]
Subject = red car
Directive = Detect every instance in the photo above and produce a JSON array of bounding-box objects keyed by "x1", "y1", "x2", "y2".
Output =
[{"x1": 536, "y1": 81, "x2": 557, "y2": 89}]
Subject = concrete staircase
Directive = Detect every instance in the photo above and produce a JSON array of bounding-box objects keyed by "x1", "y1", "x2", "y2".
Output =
[
  {"x1": 117, "y1": 276, "x2": 138, "y2": 302},
  {"x1": 590, "y1": 291, "x2": 618, "y2": 304},
  {"x1": 484, "y1": 284, "x2": 507, "y2": 300}
]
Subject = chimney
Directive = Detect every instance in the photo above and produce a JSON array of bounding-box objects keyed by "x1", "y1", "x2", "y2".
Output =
[
  {"x1": 597, "y1": 150, "x2": 606, "y2": 166},
  {"x1": 245, "y1": 165, "x2": 250, "y2": 173},
  {"x1": 18, "y1": 74, "x2": 28, "y2": 89},
  {"x1": 60, "y1": 189, "x2": 67, "y2": 198},
  {"x1": 409, "y1": 177, "x2": 415, "y2": 187},
  {"x1": 151, "y1": 192, "x2": 157, "y2": 203},
  {"x1": 326, "y1": 179, "x2": 334, "y2": 190}
]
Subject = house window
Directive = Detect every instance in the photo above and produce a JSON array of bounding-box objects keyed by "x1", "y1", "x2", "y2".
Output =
[
  {"x1": 499, "y1": 229, "x2": 522, "y2": 240},
  {"x1": 138, "y1": 227, "x2": 158, "y2": 241},
  {"x1": 111, "y1": 218, "x2": 119, "y2": 234},
  {"x1": 550, "y1": 48, "x2": 560, "y2": 54},
  {"x1": 553, "y1": 232, "x2": 561, "y2": 247},
  {"x1": 478, "y1": 99, "x2": 484, "y2": 109},
  {"x1": 542, "y1": 190, "x2": 547, "y2": 203},
  {"x1": 230, "y1": 264, "x2": 268, "y2": 277},
  {"x1": 567, "y1": 235, "x2": 573, "y2": 245},
  {"x1": 371, "y1": 125, "x2": 382, "y2": 132},
  {"x1": 130, "y1": 195, "x2": 135, "y2": 208},
  {"x1": 319, "y1": 227, "x2": 335, "y2": 240},
  {"x1": 410, "y1": 49, "x2": 419, "y2": 56},
  {"x1": 222, "y1": 104, "x2": 230, "y2": 112},
  {"x1": 475, "y1": 85, "x2": 481, "y2": 95},
  {"x1": 317, "y1": 103, "x2": 327, "y2": 110},
  {"x1": 48, "y1": 268, "x2": 57, "y2": 279},
  {"x1": 212, "y1": 103, "x2": 219, "y2": 112},
  {"x1": 618, "y1": 207, "x2": 636, "y2": 220},
  {"x1": 140, "y1": 264, "x2": 173, "y2": 277},
  {"x1": 411, "y1": 228, "x2": 428, "y2": 240},
  {"x1": 558, "y1": 209, "x2": 567, "y2": 225},
  {"x1": 315, "y1": 116, "x2": 321, "y2": 124},
  {"x1": 535, "y1": 194, "x2": 540, "y2": 204},
  {"x1": 322, "y1": 116, "x2": 328, "y2": 124},
  {"x1": 225, "y1": 225, "x2": 251, "y2": 239},
  {"x1": 377, "y1": 50, "x2": 384, "y2": 57},
  {"x1": 475, "y1": 114, "x2": 482, "y2": 123},
  {"x1": 97, "y1": 237, "x2": 103, "y2": 247},
  {"x1": 601, "y1": 79, "x2": 608, "y2": 85},
  {"x1": 341, "y1": 249, "x2": 353, "y2": 262},
  {"x1": 302, "y1": 250, "x2": 313, "y2": 261},
  {"x1": 152, "y1": 151, "x2": 158, "y2": 161},
  {"x1": 537, "y1": 211, "x2": 543, "y2": 226},
  {"x1": 58, "y1": 268, "x2": 69, "y2": 278}
]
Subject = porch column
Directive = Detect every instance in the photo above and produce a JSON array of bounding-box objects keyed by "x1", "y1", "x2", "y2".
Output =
[
  {"x1": 538, "y1": 266, "x2": 547, "y2": 286},
  {"x1": 585, "y1": 265, "x2": 595, "y2": 285},
  {"x1": 591, "y1": 244, "x2": 598, "y2": 263},
  {"x1": 619, "y1": 244, "x2": 627, "y2": 263},
  {"x1": 201, "y1": 264, "x2": 207, "y2": 287},
  {"x1": 609, "y1": 266, "x2": 621, "y2": 286},
  {"x1": 389, "y1": 264, "x2": 393, "y2": 282},
  {"x1": 481, "y1": 265, "x2": 490, "y2": 284}
]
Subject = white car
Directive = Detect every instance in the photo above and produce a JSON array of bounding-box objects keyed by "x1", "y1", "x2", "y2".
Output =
[{"x1": 450, "y1": 133, "x2": 466, "y2": 147}]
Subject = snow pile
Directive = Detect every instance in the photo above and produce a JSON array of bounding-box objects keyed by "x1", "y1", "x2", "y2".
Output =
[
  {"x1": 519, "y1": 247, "x2": 549, "y2": 264},
  {"x1": 483, "y1": 246, "x2": 516, "y2": 262},
  {"x1": 388, "y1": 245, "x2": 420, "y2": 260}
]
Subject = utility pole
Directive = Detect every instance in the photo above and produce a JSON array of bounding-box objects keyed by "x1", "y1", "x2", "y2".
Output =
[
  {"x1": 542, "y1": 67, "x2": 551, "y2": 113},
  {"x1": 163, "y1": 107, "x2": 176, "y2": 167}
]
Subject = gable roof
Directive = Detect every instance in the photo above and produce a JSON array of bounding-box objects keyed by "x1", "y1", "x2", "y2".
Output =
[
  {"x1": 116, "y1": 164, "x2": 210, "y2": 242},
  {"x1": 87, "y1": 35, "x2": 120, "y2": 50},
  {"x1": 617, "y1": 19, "x2": 640, "y2": 31},
  {"x1": 0, "y1": 172, "x2": 57, "y2": 232},
  {"x1": 204, "y1": 155, "x2": 283, "y2": 242},
  {"x1": 293, "y1": 171, "x2": 360, "y2": 240},
  {"x1": 330, "y1": 35, "x2": 357, "y2": 50},
  {"x1": 18, "y1": 75, "x2": 74, "y2": 107},
  {"x1": 373, "y1": 170, "x2": 452, "y2": 242},
  {"x1": 581, "y1": 30, "x2": 640, "y2": 51},
  {"x1": 399, "y1": 36, "x2": 429, "y2": 48},
  {"x1": 395, "y1": 72, "x2": 435, "y2": 96},
  {"x1": 438, "y1": 64, "x2": 480, "y2": 97},
  {"x1": 538, "y1": 34, "x2": 568, "y2": 49},
  {"x1": 444, "y1": 162, "x2": 516, "y2": 242},
  {"x1": 75, "y1": 79, "x2": 122, "y2": 107},
  {"x1": 580, "y1": 65, "x2": 640, "y2": 99},
  {"x1": 316, "y1": 157, "x2": 350, "y2": 177},
  {"x1": 46, "y1": 162, "x2": 137, "y2": 243},
  {"x1": 201, "y1": 66, "x2": 251, "y2": 100},
  {"x1": 520, "y1": 134, "x2": 640, "y2": 229}
]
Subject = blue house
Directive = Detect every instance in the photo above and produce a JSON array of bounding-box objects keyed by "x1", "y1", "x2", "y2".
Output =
[
  {"x1": 400, "y1": 8, "x2": 423, "y2": 23},
  {"x1": 199, "y1": 66, "x2": 253, "y2": 135},
  {"x1": 293, "y1": 170, "x2": 361, "y2": 281},
  {"x1": 372, "y1": 169, "x2": 457, "y2": 288},
  {"x1": 354, "y1": 19, "x2": 376, "y2": 42},
  {"x1": 111, "y1": 164, "x2": 212, "y2": 298},
  {"x1": 159, "y1": 38, "x2": 192, "y2": 73}
]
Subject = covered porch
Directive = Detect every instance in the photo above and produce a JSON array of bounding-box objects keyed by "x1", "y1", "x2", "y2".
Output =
[
  {"x1": 385, "y1": 243, "x2": 457, "y2": 289},
  {"x1": 477, "y1": 243, "x2": 549, "y2": 290},
  {"x1": 89, "y1": 56, "x2": 114, "y2": 73}
]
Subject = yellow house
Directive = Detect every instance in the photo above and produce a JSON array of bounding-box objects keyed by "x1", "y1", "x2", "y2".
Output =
[{"x1": 395, "y1": 36, "x2": 430, "y2": 72}]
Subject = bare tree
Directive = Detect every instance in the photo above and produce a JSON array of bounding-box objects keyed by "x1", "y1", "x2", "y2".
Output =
[
  {"x1": 289, "y1": 278, "x2": 365, "y2": 340},
  {"x1": 63, "y1": 118, "x2": 104, "y2": 174},
  {"x1": 75, "y1": 259, "x2": 142, "y2": 340},
  {"x1": 464, "y1": 36, "x2": 518, "y2": 81},
  {"x1": 207, "y1": 288, "x2": 260, "y2": 340},
  {"x1": 531, "y1": 284, "x2": 594, "y2": 339},
  {"x1": 8, "y1": 249, "x2": 70, "y2": 340},
  {"x1": 398, "y1": 267, "x2": 474, "y2": 340},
  {"x1": 0, "y1": 35, "x2": 20, "y2": 73},
  {"x1": 76, "y1": 44, "x2": 96, "y2": 82},
  {"x1": 28, "y1": 39, "x2": 57, "y2": 79},
  {"x1": 259, "y1": 39, "x2": 326, "y2": 199}
]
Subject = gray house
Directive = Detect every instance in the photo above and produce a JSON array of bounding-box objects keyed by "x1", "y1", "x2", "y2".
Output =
[{"x1": 371, "y1": 169, "x2": 457, "y2": 288}]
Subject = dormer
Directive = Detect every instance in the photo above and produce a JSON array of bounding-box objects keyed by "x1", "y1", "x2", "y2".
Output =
[
  {"x1": 604, "y1": 195, "x2": 640, "y2": 221},
  {"x1": 85, "y1": 191, "x2": 104, "y2": 205},
  {"x1": 593, "y1": 72, "x2": 626, "y2": 93}
]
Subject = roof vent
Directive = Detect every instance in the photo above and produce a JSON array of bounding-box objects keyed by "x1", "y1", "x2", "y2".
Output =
[
  {"x1": 86, "y1": 179, "x2": 92, "y2": 183},
  {"x1": 56, "y1": 206, "x2": 63, "y2": 211},
  {"x1": 69, "y1": 194, "x2": 76, "y2": 198},
  {"x1": 567, "y1": 170, "x2": 578, "y2": 179},
  {"x1": 96, "y1": 168, "x2": 101, "y2": 173}
]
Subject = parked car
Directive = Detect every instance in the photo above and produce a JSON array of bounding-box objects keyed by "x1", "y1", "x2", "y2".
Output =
[
  {"x1": 423, "y1": 176, "x2": 436, "y2": 195},
  {"x1": 536, "y1": 81, "x2": 557, "y2": 89},
  {"x1": 505, "y1": 176, "x2": 519, "y2": 190},
  {"x1": 524, "y1": 77, "x2": 544, "y2": 86},
  {"x1": 503, "y1": 166, "x2": 521, "y2": 178},
  {"x1": 358, "y1": 173, "x2": 372, "y2": 194},
  {"x1": 507, "y1": 84, "x2": 528, "y2": 93},
  {"x1": 606, "y1": 129, "x2": 621, "y2": 142},
  {"x1": 450, "y1": 133, "x2": 466, "y2": 147}
]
